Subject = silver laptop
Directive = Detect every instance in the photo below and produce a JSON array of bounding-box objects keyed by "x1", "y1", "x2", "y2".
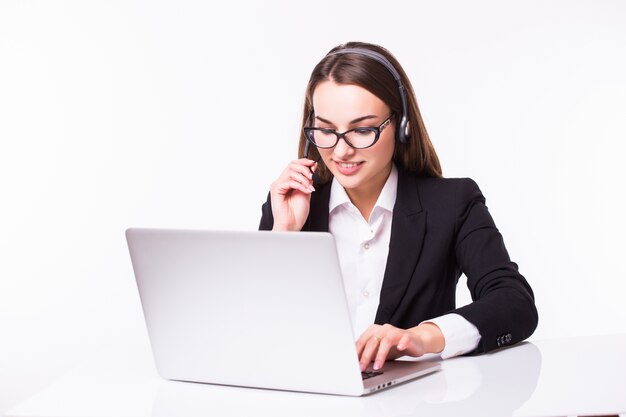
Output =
[{"x1": 126, "y1": 228, "x2": 440, "y2": 396}]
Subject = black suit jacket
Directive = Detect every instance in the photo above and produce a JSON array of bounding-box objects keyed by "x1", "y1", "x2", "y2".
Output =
[{"x1": 259, "y1": 168, "x2": 538, "y2": 354}]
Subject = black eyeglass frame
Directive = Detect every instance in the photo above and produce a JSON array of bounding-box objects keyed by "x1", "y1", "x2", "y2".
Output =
[{"x1": 303, "y1": 113, "x2": 395, "y2": 150}]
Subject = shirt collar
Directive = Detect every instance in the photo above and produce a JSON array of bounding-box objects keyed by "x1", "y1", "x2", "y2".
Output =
[{"x1": 329, "y1": 164, "x2": 398, "y2": 215}]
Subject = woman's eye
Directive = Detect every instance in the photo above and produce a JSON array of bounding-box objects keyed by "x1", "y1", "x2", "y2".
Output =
[
  {"x1": 316, "y1": 128, "x2": 336, "y2": 137},
  {"x1": 353, "y1": 128, "x2": 373, "y2": 135}
]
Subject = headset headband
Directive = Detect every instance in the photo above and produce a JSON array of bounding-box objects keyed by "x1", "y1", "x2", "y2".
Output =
[{"x1": 327, "y1": 48, "x2": 410, "y2": 144}]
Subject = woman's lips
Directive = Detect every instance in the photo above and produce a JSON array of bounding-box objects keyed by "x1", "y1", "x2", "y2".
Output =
[{"x1": 334, "y1": 160, "x2": 364, "y2": 176}]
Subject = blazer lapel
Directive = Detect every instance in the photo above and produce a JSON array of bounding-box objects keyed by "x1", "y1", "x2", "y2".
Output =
[{"x1": 375, "y1": 170, "x2": 427, "y2": 324}]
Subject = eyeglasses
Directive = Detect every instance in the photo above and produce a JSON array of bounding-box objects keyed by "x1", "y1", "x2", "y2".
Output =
[{"x1": 303, "y1": 113, "x2": 395, "y2": 150}]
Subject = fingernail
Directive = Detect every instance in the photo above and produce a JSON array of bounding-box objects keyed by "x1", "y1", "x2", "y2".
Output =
[
  {"x1": 373, "y1": 361, "x2": 380, "y2": 370},
  {"x1": 309, "y1": 185, "x2": 316, "y2": 192}
]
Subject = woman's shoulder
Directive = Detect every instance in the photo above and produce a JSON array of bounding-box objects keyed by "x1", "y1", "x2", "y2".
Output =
[
  {"x1": 411, "y1": 172, "x2": 482, "y2": 195},
  {"x1": 401, "y1": 171, "x2": 486, "y2": 209},
  {"x1": 414, "y1": 174, "x2": 479, "y2": 189}
]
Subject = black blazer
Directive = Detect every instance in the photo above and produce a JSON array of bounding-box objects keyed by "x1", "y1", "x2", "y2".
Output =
[{"x1": 259, "y1": 168, "x2": 538, "y2": 354}]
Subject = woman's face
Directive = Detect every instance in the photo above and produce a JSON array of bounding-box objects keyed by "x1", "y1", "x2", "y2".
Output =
[{"x1": 312, "y1": 80, "x2": 396, "y2": 198}]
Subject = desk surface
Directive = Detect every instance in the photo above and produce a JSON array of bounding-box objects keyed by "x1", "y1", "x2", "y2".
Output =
[{"x1": 5, "y1": 333, "x2": 626, "y2": 417}]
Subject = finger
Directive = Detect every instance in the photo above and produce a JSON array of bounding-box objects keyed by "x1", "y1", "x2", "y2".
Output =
[
  {"x1": 273, "y1": 171, "x2": 313, "y2": 194},
  {"x1": 290, "y1": 161, "x2": 315, "y2": 179},
  {"x1": 374, "y1": 336, "x2": 396, "y2": 370},
  {"x1": 288, "y1": 179, "x2": 313, "y2": 195},
  {"x1": 276, "y1": 179, "x2": 313, "y2": 195},
  {"x1": 401, "y1": 333, "x2": 429, "y2": 358},
  {"x1": 355, "y1": 325, "x2": 379, "y2": 358},
  {"x1": 359, "y1": 336, "x2": 381, "y2": 372},
  {"x1": 355, "y1": 337, "x2": 367, "y2": 359},
  {"x1": 397, "y1": 333, "x2": 412, "y2": 351},
  {"x1": 298, "y1": 158, "x2": 318, "y2": 167},
  {"x1": 287, "y1": 171, "x2": 314, "y2": 189},
  {"x1": 355, "y1": 332, "x2": 371, "y2": 358}
]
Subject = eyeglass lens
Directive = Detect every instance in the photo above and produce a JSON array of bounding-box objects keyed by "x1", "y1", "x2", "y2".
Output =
[{"x1": 308, "y1": 128, "x2": 378, "y2": 149}]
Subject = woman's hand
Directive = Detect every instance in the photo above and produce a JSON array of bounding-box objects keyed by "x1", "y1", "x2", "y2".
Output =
[
  {"x1": 356, "y1": 323, "x2": 445, "y2": 371},
  {"x1": 270, "y1": 159, "x2": 317, "y2": 231}
]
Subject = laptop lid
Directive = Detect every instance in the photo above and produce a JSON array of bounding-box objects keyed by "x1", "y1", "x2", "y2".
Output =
[{"x1": 126, "y1": 228, "x2": 439, "y2": 396}]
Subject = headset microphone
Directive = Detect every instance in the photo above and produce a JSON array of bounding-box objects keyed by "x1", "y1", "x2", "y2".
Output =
[
  {"x1": 303, "y1": 140, "x2": 321, "y2": 185},
  {"x1": 303, "y1": 113, "x2": 321, "y2": 162}
]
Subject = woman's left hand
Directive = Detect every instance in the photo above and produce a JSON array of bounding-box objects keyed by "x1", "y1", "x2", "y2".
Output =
[{"x1": 355, "y1": 323, "x2": 445, "y2": 371}]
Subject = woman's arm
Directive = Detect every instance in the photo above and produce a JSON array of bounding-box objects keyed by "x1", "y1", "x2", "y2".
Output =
[{"x1": 451, "y1": 178, "x2": 538, "y2": 353}]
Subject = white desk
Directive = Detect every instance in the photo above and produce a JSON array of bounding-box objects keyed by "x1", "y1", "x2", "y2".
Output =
[{"x1": 5, "y1": 333, "x2": 626, "y2": 417}]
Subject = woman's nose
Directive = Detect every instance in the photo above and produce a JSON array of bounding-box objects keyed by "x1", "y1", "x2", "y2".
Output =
[{"x1": 333, "y1": 137, "x2": 356, "y2": 159}]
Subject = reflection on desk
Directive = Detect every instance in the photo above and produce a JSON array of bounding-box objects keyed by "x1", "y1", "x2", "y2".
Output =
[
  {"x1": 151, "y1": 342, "x2": 540, "y2": 417},
  {"x1": 5, "y1": 334, "x2": 626, "y2": 417}
]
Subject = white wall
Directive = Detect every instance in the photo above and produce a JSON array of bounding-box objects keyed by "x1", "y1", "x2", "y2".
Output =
[{"x1": 1, "y1": 0, "x2": 625, "y2": 412}]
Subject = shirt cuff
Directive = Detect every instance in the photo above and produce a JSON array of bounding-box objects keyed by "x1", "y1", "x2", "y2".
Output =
[{"x1": 422, "y1": 313, "x2": 482, "y2": 359}]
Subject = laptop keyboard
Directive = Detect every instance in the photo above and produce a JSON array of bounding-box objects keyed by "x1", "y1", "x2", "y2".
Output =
[{"x1": 361, "y1": 370, "x2": 384, "y2": 380}]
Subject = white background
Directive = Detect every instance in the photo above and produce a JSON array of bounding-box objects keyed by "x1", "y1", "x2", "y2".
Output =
[{"x1": 1, "y1": 0, "x2": 625, "y2": 413}]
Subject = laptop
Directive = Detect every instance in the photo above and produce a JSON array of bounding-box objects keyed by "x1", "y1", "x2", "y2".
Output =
[{"x1": 126, "y1": 228, "x2": 441, "y2": 396}]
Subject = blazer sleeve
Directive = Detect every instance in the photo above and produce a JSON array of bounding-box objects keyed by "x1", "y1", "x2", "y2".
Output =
[
  {"x1": 451, "y1": 178, "x2": 538, "y2": 354},
  {"x1": 258, "y1": 192, "x2": 274, "y2": 231}
]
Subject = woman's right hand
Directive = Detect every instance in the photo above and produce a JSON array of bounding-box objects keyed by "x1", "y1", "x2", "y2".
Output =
[{"x1": 269, "y1": 159, "x2": 317, "y2": 231}]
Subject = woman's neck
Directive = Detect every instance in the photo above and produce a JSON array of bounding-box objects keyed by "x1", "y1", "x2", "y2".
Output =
[{"x1": 345, "y1": 164, "x2": 392, "y2": 221}]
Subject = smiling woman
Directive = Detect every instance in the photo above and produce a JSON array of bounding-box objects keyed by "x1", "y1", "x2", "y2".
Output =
[
  {"x1": 310, "y1": 81, "x2": 397, "y2": 219},
  {"x1": 259, "y1": 41, "x2": 538, "y2": 372}
]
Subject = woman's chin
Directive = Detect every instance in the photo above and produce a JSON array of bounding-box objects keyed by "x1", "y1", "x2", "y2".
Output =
[{"x1": 333, "y1": 172, "x2": 365, "y2": 191}]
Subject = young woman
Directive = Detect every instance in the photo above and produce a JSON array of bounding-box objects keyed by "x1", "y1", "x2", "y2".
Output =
[{"x1": 259, "y1": 42, "x2": 537, "y2": 372}]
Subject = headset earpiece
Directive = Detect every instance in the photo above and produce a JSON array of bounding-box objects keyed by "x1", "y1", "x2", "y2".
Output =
[{"x1": 398, "y1": 117, "x2": 410, "y2": 144}]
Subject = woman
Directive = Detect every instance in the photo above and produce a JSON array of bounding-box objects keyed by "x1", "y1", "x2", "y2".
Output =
[{"x1": 259, "y1": 41, "x2": 537, "y2": 372}]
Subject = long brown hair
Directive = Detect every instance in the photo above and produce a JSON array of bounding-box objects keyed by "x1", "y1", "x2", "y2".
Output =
[{"x1": 298, "y1": 42, "x2": 442, "y2": 182}]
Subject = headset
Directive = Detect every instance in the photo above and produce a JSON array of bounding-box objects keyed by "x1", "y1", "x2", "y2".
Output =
[{"x1": 304, "y1": 47, "x2": 411, "y2": 159}]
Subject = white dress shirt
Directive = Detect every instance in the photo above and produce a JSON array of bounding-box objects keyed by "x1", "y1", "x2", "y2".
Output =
[{"x1": 328, "y1": 165, "x2": 482, "y2": 359}]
